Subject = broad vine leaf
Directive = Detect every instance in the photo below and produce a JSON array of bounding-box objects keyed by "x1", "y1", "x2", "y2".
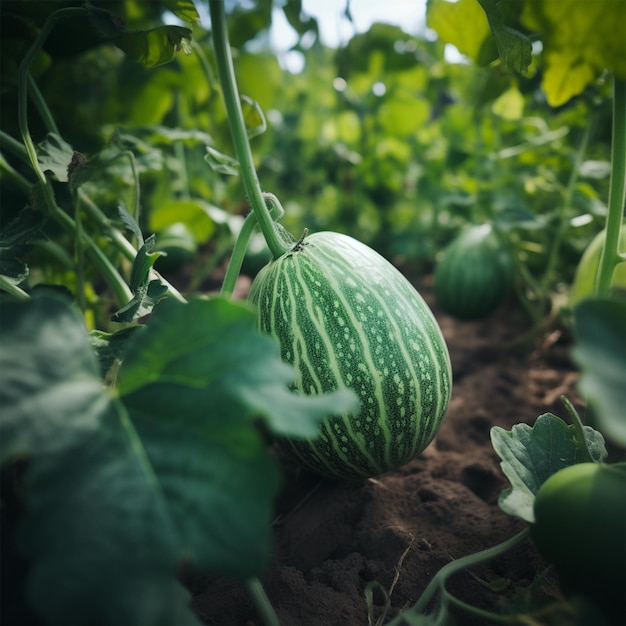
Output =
[
  {"x1": 0, "y1": 209, "x2": 47, "y2": 286},
  {"x1": 0, "y1": 295, "x2": 357, "y2": 623},
  {"x1": 572, "y1": 298, "x2": 626, "y2": 447},
  {"x1": 36, "y1": 133, "x2": 74, "y2": 182},
  {"x1": 490, "y1": 413, "x2": 607, "y2": 522},
  {"x1": 522, "y1": 0, "x2": 626, "y2": 106},
  {"x1": 478, "y1": 0, "x2": 532, "y2": 75},
  {"x1": 117, "y1": 297, "x2": 358, "y2": 575},
  {"x1": 427, "y1": 0, "x2": 495, "y2": 66},
  {"x1": 115, "y1": 25, "x2": 192, "y2": 68},
  {"x1": 163, "y1": 0, "x2": 201, "y2": 24},
  {"x1": 149, "y1": 198, "x2": 218, "y2": 243},
  {"x1": 0, "y1": 296, "x2": 199, "y2": 625},
  {"x1": 117, "y1": 297, "x2": 360, "y2": 438},
  {"x1": 90, "y1": 326, "x2": 141, "y2": 377}
]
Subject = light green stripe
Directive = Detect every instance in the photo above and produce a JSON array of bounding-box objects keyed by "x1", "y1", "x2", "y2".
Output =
[{"x1": 304, "y1": 244, "x2": 387, "y2": 473}]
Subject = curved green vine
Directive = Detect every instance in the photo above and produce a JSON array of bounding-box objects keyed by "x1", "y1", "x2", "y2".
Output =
[{"x1": 208, "y1": 0, "x2": 289, "y2": 259}]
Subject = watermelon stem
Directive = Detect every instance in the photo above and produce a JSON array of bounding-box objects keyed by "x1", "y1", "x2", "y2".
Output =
[
  {"x1": 595, "y1": 77, "x2": 626, "y2": 296},
  {"x1": 389, "y1": 528, "x2": 531, "y2": 625},
  {"x1": 221, "y1": 194, "x2": 285, "y2": 297},
  {"x1": 208, "y1": 0, "x2": 290, "y2": 260}
]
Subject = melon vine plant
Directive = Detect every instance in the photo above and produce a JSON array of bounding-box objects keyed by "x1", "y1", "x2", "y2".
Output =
[
  {"x1": 0, "y1": 3, "x2": 359, "y2": 625},
  {"x1": 208, "y1": 0, "x2": 452, "y2": 481},
  {"x1": 426, "y1": 0, "x2": 626, "y2": 333}
]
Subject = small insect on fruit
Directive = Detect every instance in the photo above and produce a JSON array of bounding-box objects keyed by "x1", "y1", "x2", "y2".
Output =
[{"x1": 249, "y1": 231, "x2": 452, "y2": 480}]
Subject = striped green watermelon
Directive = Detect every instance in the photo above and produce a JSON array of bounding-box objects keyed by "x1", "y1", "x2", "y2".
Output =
[
  {"x1": 434, "y1": 223, "x2": 513, "y2": 320},
  {"x1": 248, "y1": 231, "x2": 452, "y2": 480}
]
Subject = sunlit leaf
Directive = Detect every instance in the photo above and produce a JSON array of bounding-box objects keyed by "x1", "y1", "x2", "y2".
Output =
[
  {"x1": 522, "y1": 0, "x2": 626, "y2": 106},
  {"x1": 149, "y1": 198, "x2": 219, "y2": 242},
  {"x1": 491, "y1": 85, "x2": 525, "y2": 120},
  {"x1": 478, "y1": 0, "x2": 532, "y2": 75},
  {"x1": 117, "y1": 297, "x2": 359, "y2": 438},
  {"x1": 115, "y1": 25, "x2": 192, "y2": 68},
  {"x1": 427, "y1": 0, "x2": 495, "y2": 65},
  {"x1": 235, "y1": 52, "x2": 284, "y2": 111},
  {"x1": 163, "y1": 0, "x2": 200, "y2": 24},
  {"x1": 241, "y1": 95, "x2": 267, "y2": 139},
  {"x1": 491, "y1": 413, "x2": 607, "y2": 522}
]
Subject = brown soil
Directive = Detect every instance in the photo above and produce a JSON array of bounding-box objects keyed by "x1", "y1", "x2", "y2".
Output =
[{"x1": 192, "y1": 274, "x2": 584, "y2": 626}]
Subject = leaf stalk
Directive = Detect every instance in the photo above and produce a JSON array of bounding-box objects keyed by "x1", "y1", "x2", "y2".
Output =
[
  {"x1": 596, "y1": 76, "x2": 626, "y2": 295},
  {"x1": 208, "y1": 0, "x2": 289, "y2": 259}
]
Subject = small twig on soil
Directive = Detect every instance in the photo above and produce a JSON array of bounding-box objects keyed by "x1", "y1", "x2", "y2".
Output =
[{"x1": 271, "y1": 478, "x2": 326, "y2": 527}]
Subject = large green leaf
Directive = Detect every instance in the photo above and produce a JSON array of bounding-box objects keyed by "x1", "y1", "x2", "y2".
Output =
[
  {"x1": 0, "y1": 295, "x2": 357, "y2": 624},
  {"x1": 117, "y1": 297, "x2": 358, "y2": 573},
  {"x1": 116, "y1": 297, "x2": 359, "y2": 438},
  {"x1": 573, "y1": 298, "x2": 626, "y2": 446},
  {"x1": 115, "y1": 25, "x2": 192, "y2": 68},
  {"x1": 522, "y1": 0, "x2": 626, "y2": 106},
  {"x1": 163, "y1": 0, "x2": 201, "y2": 24},
  {"x1": 490, "y1": 413, "x2": 607, "y2": 522},
  {"x1": 0, "y1": 296, "x2": 198, "y2": 625},
  {"x1": 427, "y1": 0, "x2": 495, "y2": 66},
  {"x1": 477, "y1": 0, "x2": 532, "y2": 75}
]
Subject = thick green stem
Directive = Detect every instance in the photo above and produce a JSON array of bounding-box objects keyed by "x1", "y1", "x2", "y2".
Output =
[
  {"x1": 208, "y1": 0, "x2": 288, "y2": 259},
  {"x1": 48, "y1": 187, "x2": 133, "y2": 305},
  {"x1": 596, "y1": 76, "x2": 626, "y2": 295},
  {"x1": 221, "y1": 193, "x2": 284, "y2": 297},
  {"x1": 221, "y1": 211, "x2": 258, "y2": 298},
  {"x1": 28, "y1": 74, "x2": 60, "y2": 135},
  {"x1": 0, "y1": 276, "x2": 30, "y2": 300},
  {"x1": 0, "y1": 152, "x2": 33, "y2": 194}
]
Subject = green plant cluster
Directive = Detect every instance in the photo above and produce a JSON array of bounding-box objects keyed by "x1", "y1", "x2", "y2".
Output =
[{"x1": 1, "y1": 0, "x2": 625, "y2": 625}]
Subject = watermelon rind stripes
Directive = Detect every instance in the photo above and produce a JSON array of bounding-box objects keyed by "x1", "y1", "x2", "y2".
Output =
[{"x1": 249, "y1": 231, "x2": 452, "y2": 480}]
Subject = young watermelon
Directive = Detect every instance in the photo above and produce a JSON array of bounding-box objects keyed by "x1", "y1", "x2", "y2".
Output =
[
  {"x1": 434, "y1": 223, "x2": 513, "y2": 320},
  {"x1": 248, "y1": 231, "x2": 452, "y2": 480}
]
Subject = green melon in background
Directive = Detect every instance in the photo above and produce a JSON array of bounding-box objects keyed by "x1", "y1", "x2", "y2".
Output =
[
  {"x1": 249, "y1": 231, "x2": 452, "y2": 480},
  {"x1": 570, "y1": 227, "x2": 626, "y2": 304}
]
